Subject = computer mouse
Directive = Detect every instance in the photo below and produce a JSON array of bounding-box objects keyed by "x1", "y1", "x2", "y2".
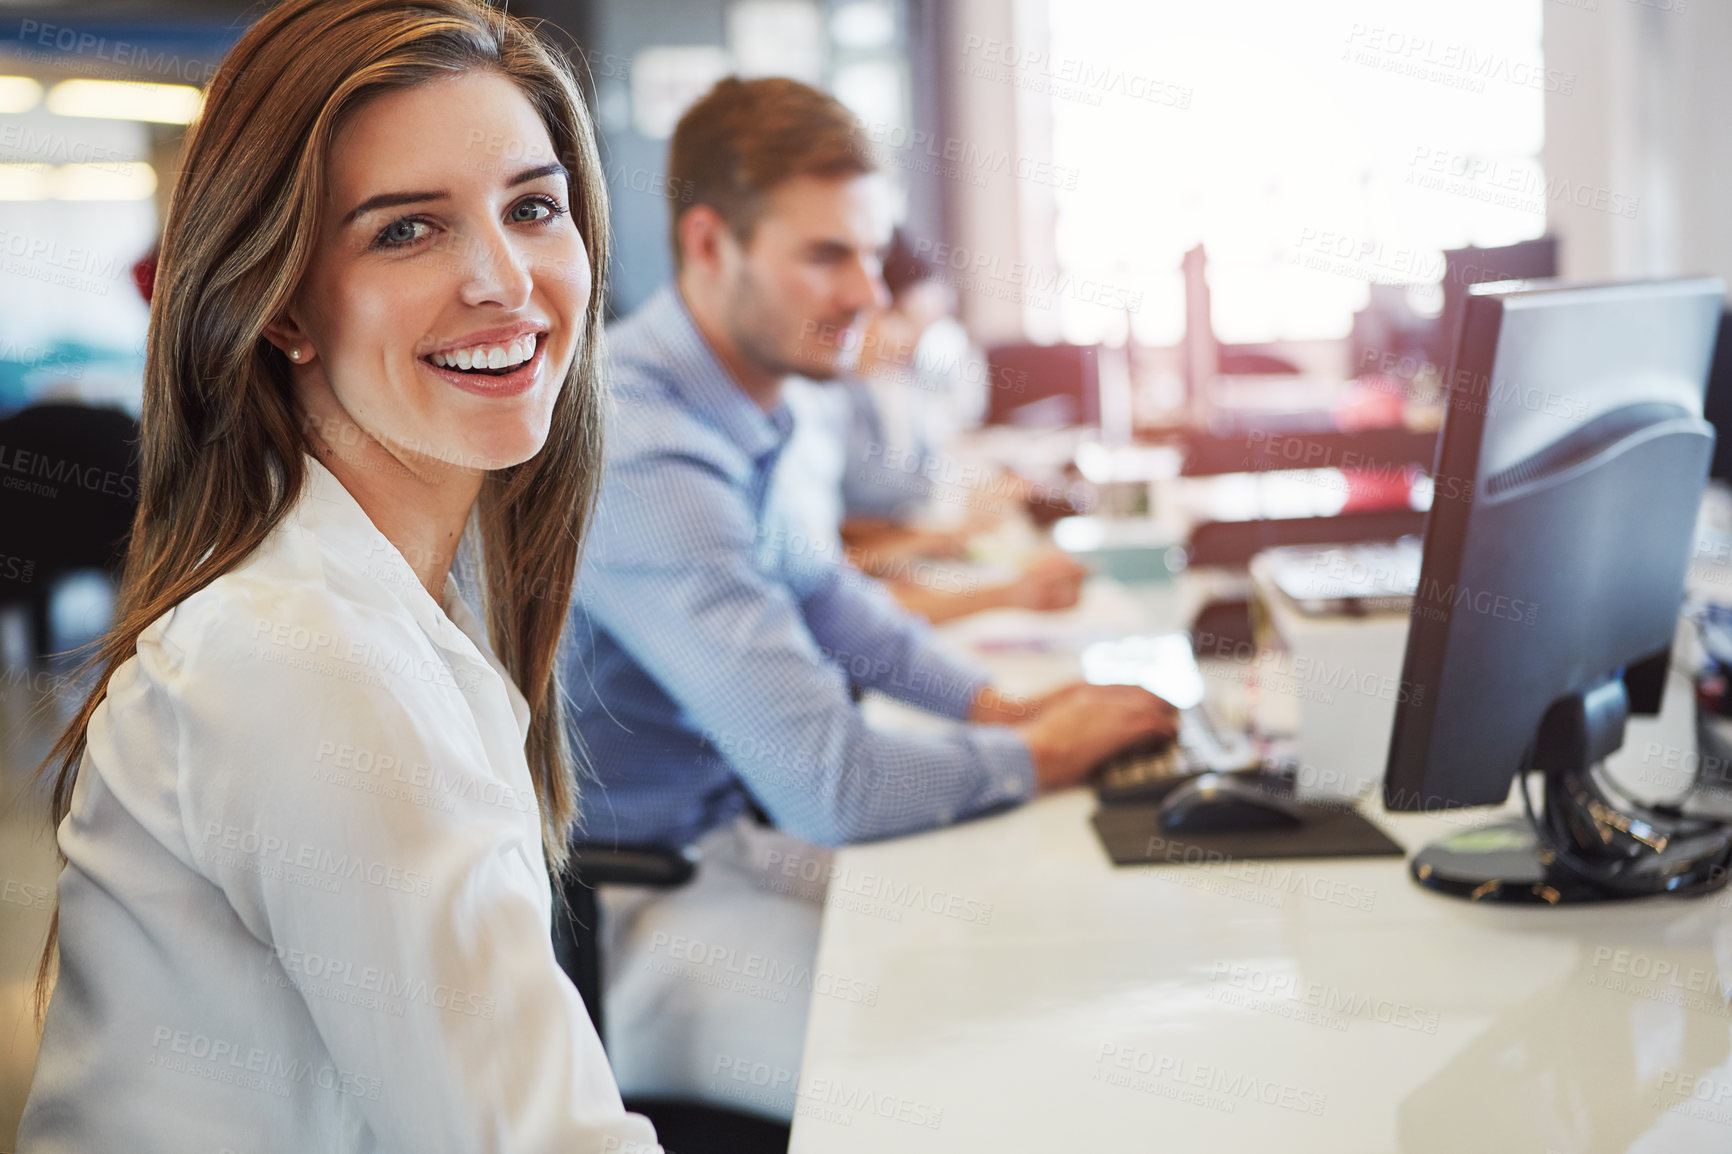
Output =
[{"x1": 1158, "y1": 772, "x2": 1306, "y2": 833}]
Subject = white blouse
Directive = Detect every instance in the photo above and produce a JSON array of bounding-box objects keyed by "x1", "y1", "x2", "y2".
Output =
[{"x1": 18, "y1": 454, "x2": 660, "y2": 1154}]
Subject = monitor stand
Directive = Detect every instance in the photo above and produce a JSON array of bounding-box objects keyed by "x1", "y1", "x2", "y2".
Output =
[{"x1": 1410, "y1": 676, "x2": 1732, "y2": 903}]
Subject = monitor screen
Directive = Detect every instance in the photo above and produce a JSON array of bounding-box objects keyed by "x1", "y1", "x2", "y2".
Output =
[{"x1": 1384, "y1": 277, "x2": 1724, "y2": 814}]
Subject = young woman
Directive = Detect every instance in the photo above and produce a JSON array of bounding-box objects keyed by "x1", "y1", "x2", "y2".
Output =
[{"x1": 18, "y1": 0, "x2": 658, "y2": 1149}]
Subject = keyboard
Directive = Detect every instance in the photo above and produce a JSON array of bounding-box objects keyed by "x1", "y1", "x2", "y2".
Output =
[{"x1": 1094, "y1": 706, "x2": 1263, "y2": 806}]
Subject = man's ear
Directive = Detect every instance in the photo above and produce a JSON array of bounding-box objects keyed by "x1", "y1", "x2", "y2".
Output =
[{"x1": 677, "y1": 204, "x2": 733, "y2": 280}]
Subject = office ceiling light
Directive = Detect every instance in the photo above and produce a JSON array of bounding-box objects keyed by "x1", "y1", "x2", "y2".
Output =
[
  {"x1": 46, "y1": 79, "x2": 201, "y2": 124},
  {"x1": 0, "y1": 162, "x2": 156, "y2": 200},
  {"x1": 0, "y1": 76, "x2": 44, "y2": 114},
  {"x1": 51, "y1": 161, "x2": 156, "y2": 200},
  {"x1": 0, "y1": 163, "x2": 51, "y2": 200}
]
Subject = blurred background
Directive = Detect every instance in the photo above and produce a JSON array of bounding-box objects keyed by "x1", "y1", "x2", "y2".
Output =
[{"x1": 3, "y1": 0, "x2": 1731, "y2": 1144}]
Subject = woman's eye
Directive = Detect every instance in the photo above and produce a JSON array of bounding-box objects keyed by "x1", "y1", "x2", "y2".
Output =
[
  {"x1": 375, "y1": 218, "x2": 430, "y2": 248},
  {"x1": 510, "y1": 196, "x2": 565, "y2": 224}
]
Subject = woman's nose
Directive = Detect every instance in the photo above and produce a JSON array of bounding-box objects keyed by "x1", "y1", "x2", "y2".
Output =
[{"x1": 456, "y1": 227, "x2": 533, "y2": 310}]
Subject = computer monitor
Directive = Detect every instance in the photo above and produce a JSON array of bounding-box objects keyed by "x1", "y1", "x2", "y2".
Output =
[
  {"x1": 1702, "y1": 308, "x2": 1732, "y2": 480},
  {"x1": 1431, "y1": 237, "x2": 1559, "y2": 370},
  {"x1": 1382, "y1": 277, "x2": 1732, "y2": 903}
]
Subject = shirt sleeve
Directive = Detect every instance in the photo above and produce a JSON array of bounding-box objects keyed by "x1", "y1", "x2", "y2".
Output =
[
  {"x1": 789, "y1": 546, "x2": 989, "y2": 719},
  {"x1": 839, "y1": 383, "x2": 932, "y2": 523},
  {"x1": 576, "y1": 450, "x2": 1035, "y2": 847},
  {"x1": 160, "y1": 585, "x2": 661, "y2": 1154}
]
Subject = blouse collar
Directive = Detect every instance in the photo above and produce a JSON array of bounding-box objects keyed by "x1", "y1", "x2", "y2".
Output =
[{"x1": 294, "y1": 451, "x2": 534, "y2": 743}]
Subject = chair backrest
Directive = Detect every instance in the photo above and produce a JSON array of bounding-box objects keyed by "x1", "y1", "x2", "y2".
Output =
[
  {"x1": 983, "y1": 343, "x2": 1100, "y2": 427},
  {"x1": 551, "y1": 843, "x2": 699, "y2": 1042},
  {"x1": 0, "y1": 403, "x2": 141, "y2": 603},
  {"x1": 551, "y1": 872, "x2": 606, "y2": 1039},
  {"x1": 549, "y1": 850, "x2": 794, "y2": 1151}
]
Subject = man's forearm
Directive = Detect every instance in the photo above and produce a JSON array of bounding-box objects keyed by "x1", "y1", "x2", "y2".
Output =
[
  {"x1": 968, "y1": 684, "x2": 1043, "y2": 725},
  {"x1": 888, "y1": 579, "x2": 1016, "y2": 625}
]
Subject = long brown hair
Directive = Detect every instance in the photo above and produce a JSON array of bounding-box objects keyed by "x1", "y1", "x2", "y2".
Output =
[{"x1": 32, "y1": 0, "x2": 610, "y2": 1017}]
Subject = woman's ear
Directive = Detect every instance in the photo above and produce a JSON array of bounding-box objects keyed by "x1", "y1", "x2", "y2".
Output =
[{"x1": 262, "y1": 310, "x2": 316, "y2": 365}]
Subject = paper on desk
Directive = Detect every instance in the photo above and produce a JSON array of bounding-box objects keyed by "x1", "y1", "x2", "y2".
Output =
[{"x1": 1079, "y1": 632, "x2": 1206, "y2": 710}]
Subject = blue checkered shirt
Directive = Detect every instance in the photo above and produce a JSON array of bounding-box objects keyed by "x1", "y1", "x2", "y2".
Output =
[{"x1": 564, "y1": 286, "x2": 1034, "y2": 849}]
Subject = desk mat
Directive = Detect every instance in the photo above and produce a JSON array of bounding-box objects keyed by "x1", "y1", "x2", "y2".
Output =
[{"x1": 1091, "y1": 802, "x2": 1406, "y2": 867}]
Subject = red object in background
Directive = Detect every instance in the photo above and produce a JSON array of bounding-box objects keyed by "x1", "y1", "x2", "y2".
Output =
[
  {"x1": 1334, "y1": 378, "x2": 1427, "y2": 511},
  {"x1": 133, "y1": 247, "x2": 157, "y2": 304},
  {"x1": 1339, "y1": 465, "x2": 1419, "y2": 513}
]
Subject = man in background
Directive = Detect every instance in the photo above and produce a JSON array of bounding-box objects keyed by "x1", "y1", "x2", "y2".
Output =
[
  {"x1": 777, "y1": 230, "x2": 1090, "y2": 623},
  {"x1": 564, "y1": 77, "x2": 1173, "y2": 1120}
]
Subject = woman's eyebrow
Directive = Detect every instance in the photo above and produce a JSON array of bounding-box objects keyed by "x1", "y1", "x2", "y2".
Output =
[
  {"x1": 343, "y1": 162, "x2": 570, "y2": 225},
  {"x1": 508, "y1": 161, "x2": 568, "y2": 187}
]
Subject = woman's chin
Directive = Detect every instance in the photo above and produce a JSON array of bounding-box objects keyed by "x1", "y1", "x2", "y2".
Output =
[{"x1": 453, "y1": 426, "x2": 549, "y2": 472}]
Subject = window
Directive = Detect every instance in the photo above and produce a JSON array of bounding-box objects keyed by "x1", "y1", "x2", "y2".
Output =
[{"x1": 1043, "y1": 0, "x2": 1549, "y2": 346}]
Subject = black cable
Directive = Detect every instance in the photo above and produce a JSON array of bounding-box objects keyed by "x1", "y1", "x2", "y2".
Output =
[
  {"x1": 1517, "y1": 768, "x2": 1732, "y2": 899},
  {"x1": 1592, "y1": 753, "x2": 1723, "y2": 839}
]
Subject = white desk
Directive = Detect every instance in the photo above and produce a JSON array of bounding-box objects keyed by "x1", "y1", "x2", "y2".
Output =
[{"x1": 790, "y1": 577, "x2": 1732, "y2": 1153}]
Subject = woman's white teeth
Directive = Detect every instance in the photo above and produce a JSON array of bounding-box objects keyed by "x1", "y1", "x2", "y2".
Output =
[{"x1": 431, "y1": 333, "x2": 537, "y2": 370}]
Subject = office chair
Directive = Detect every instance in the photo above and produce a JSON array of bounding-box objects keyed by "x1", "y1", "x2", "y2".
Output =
[
  {"x1": 983, "y1": 343, "x2": 1100, "y2": 427},
  {"x1": 551, "y1": 843, "x2": 793, "y2": 1154},
  {"x1": 0, "y1": 403, "x2": 141, "y2": 663},
  {"x1": 1216, "y1": 349, "x2": 1301, "y2": 376}
]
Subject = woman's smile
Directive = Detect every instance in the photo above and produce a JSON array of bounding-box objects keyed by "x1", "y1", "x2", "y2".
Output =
[{"x1": 419, "y1": 322, "x2": 550, "y2": 398}]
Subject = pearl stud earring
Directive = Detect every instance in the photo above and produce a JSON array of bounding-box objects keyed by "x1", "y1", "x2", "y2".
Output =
[{"x1": 289, "y1": 347, "x2": 302, "y2": 361}]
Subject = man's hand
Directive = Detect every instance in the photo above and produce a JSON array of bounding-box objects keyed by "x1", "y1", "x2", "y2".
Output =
[
  {"x1": 1006, "y1": 682, "x2": 1178, "y2": 792},
  {"x1": 968, "y1": 684, "x2": 1055, "y2": 726},
  {"x1": 903, "y1": 527, "x2": 971, "y2": 560},
  {"x1": 1002, "y1": 553, "x2": 1090, "y2": 612}
]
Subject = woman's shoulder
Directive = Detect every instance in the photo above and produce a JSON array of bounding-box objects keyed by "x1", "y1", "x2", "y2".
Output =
[
  {"x1": 139, "y1": 543, "x2": 435, "y2": 711},
  {"x1": 105, "y1": 558, "x2": 481, "y2": 833},
  {"x1": 78, "y1": 563, "x2": 421, "y2": 878}
]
